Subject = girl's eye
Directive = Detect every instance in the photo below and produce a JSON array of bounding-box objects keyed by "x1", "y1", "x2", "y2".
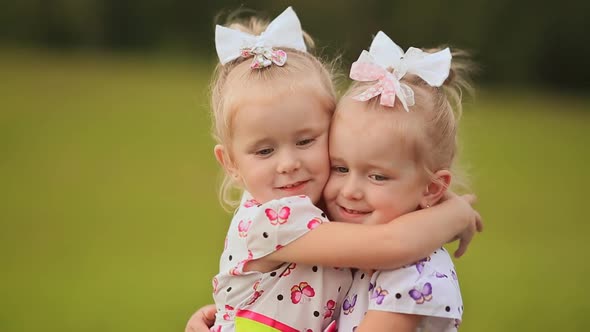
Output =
[
  {"x1": 255, "y1": 148, "x2": 274, "y2": 156},
  {"x1": 332, "y1": 166, "x2": 349, "y2": 173},
  {"x1": 296, "y1": 138, "x2": 314, "y2": 146},
  {"x1": 369, "y1": 174, "x2": 388, "y2": 181}
]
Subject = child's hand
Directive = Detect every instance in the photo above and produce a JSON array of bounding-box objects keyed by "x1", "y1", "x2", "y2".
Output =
[
  {"x1": 443, "y1": 192, "x2": 483, "y2": 258},
  {"x1": 185, "y1": 304, "x2": 216, "y2": 332}
]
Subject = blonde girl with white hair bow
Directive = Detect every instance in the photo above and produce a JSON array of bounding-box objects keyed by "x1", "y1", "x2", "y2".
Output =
[
  {"x1": 201, "y1": 7, "x2": 482, "y2": 332},
  {"x1": 330, "y1": 31, "x2": 476, "y2": 332}
]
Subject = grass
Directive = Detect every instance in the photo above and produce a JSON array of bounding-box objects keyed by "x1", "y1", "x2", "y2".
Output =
[{"x1": 0, "y1": 49, "x2": 588, "y2": 331}]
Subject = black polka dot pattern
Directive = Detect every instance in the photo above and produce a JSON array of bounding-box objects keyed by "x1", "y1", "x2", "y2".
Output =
[
  {"x1": 321, "y1": 213, "x2": 326, "y2": 218},
  {"x1": 445, "y1": 306, "x2": 451, "y2": 312},
  {"x1": 395, "y1": 293, "x2": 402, "y2": 299},
  {"x1": 313, "y1": 311, "x2": 320, "y2": 317},
  {"x1": 270, "y1": 271, "x2": 277, "y2": 277},
  {"x1": 312, "y1": 266, "x2": 318, "y2": 272},
  {"x1": 228, "y1": 255, "x2": 232, "y2": 261},
  {"x1": 277, "y1": 294, "x2": 283, "y2": 301},
  {"x1": 226, "y1": 287, "x2": 232, "y2": 292},
  {"x1": 263, "y1": 232, "x2": 268, "y2": 238}
]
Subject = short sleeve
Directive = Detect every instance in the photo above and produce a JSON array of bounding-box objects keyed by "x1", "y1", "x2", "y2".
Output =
[
  {"x1": 244, "y1": 195, "x2": 328, "y2": 261},
  {"x1": 367, "y1": 251, "x2": 463, "y2": 320}
]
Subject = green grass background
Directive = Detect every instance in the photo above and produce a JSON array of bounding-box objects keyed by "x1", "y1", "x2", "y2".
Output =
[{"x1": 1, "y1": 49, "x2": 589, "y2": 331}]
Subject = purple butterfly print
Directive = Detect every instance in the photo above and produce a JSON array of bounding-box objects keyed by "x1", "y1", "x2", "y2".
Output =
[
  {"x1": 434, "y1": 272, "x2": 448, "y2": 278},
  {"x1": 342, "y1": 294, "x2": 357, "y2": 315},
  {"x1": 414, "y1": 256, "x2": 431, "y2": 274},
  {"x1": 370, "y1": 286, "x2": 389, "y2": 305},
  {"x1": 451, "y1": 269, "x2": 458, "y2": 280},
  {"x1": 368, "y1": 281, "x2": 375, "y2": 292},
  {"x1": 409, "y1": 282, "x2": 433, "y2": 304}
]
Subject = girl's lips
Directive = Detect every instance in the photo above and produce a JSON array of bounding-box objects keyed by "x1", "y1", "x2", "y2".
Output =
[
  {"x1": 277, "y1": 180, "x2": 308, "y2": 192},
  {"x1": 338, "y1": 205, "x2": 370, "y2": 218}
]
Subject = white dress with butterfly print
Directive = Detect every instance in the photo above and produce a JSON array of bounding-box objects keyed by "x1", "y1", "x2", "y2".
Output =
[
  {"x1": 211, "y1": 192, "x2": 353, "y2": 332},
  {"x1": 338, "y1": 248, "x2": 463, "y2": 332}
]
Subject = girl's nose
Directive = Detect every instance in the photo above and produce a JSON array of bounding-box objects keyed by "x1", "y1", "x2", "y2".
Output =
[
  {"x1": 276, "y1": 152, "x2": 301, "y2": 174},
  {"x1": 341, "y1": 176, "x2": 363, "y2": 200}
]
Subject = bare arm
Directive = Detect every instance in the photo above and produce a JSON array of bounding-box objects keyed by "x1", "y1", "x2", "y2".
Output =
[
  {"x1": 356, "y1": 311, "x2": 422, "y2": 332},
  {"x1": 249, "y1": 194, "x2": 481, "y2": 271}
]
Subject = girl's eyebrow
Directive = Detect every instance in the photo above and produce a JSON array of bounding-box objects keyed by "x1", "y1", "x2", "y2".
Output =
[{"x1": 294, "y1": 125, "x2": 325, "y2": 136}]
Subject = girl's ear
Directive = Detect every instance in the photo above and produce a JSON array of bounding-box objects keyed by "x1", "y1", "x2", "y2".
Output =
[
  {"x1": 420, "y1": 170, "x2": 451, "y2": 208},
  {"x1": 214, "y1": 144, "x2": 241, "y2": 183}
]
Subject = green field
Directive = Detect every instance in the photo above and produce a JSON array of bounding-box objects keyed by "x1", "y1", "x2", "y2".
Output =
[{"x1": 1, "y1": 49, "x2": 589, "y2": 331}]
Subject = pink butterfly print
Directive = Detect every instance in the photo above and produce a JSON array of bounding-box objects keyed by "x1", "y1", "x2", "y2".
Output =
[
  {"x1": 409, "y1": 282, "x2": 433, "y2": 304},
  {"x1": 246, "y1": 289, "x2": 264, "y2": 305},
  {"x1": 324, "y1": 299, "x2": 336, "y2": 319},
  {"x1": 371, "y1": 286, "x2": 389, "y2": 305},
  {"x1": 307, "y1": 217, "x2": 323, "y2": 230},
  {"x1": 280, "y1": 263, "x2": 296, "y2": 277},
  {"x1": 265, "y1": 206, "x2": 291, "y2": 225},
  {"x1": 243, "y1": 198, "x2": 260, "y2": 208},
  {"x1": 275, "y1": 244, "x2": 284, "y2": 251},
  {"x1": 212, "y1": 277, "x2": 219, "y2": 294},
  {"x1": 222, "y1": 305, "x2": 234, "y2": 320},
  {"x1": 290, "y1": 282, "x2": 315, "y2": 304},
  {"x1": 211, "y1": 325, "x2": 221, "y2": 332},
  {"x1": 247, "y1": 279, "x2": 264, "y2": 305},
  {"x1": 237, "y1": 220, "x2": 252, "y2": 238},
  {"x1": 342, "y1": 294, "x2": 357, "y2": 315},
  {"x1": 229, "y1": 250, "x2": 253, "y2": 276}
]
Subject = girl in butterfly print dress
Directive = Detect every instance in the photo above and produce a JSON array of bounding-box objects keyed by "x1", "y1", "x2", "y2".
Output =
[
  {"x1": 327, "y1": 31, "x2": 476, "y2": 332},
  {"x1": 202, "y1": 7, "x2": 482, "y2": 332}
]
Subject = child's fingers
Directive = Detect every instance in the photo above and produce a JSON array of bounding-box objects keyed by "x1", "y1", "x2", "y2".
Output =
[
  {"x1": 454, "y1": 234, "x2": 472, "y2": 258},
  {"x1": 475, "y1": 211, "x2": 484, "y2": 232},
  {"x1": 185, "y1": 305, "x2": 217, "y2": 332},
  {"x1": 203, "y1": 304, "x2": 217, "y2": 323}
]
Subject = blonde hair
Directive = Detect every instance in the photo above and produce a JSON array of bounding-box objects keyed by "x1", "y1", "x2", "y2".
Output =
[
  {"x1": 210, "y1": 13, "x2": 338, "y2": 210},
  {"x1": 343, "y1": 48, "x2": 474, "y2": 192}
]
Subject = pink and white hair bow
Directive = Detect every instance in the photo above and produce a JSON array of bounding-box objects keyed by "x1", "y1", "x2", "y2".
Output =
[
  {"x1": 215, "y1": 7, "x2": 306, "y2": 69},
  {"x1": 350, "y1": 31, "x2": 452, "y2": 111}
]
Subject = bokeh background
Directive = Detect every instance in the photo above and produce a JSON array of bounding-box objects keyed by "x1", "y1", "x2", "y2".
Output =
[{"x1": 1, "y1": 0, "x2": 589, "y2": 331}]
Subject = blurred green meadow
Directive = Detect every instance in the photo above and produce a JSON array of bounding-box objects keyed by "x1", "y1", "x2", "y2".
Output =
[{"x1": 1, "y1": 49, "x2": 589, "y2": 332}]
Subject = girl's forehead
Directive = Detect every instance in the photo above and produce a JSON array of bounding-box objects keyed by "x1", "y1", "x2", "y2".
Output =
[
  {"x1": 226, "y1": 69, "x2": 327, "y2": 100},
  {"x1": 331, "y1": 100, "x2": 423, "y2": 156}
]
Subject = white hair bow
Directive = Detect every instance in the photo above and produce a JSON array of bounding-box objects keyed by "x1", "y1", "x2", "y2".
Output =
[
  {"x1": 215, "y1": 7, "x2": 307, "y2": 69},
  {"x1": 350, "y1": 31, "x2": 452, "y2": 111}
]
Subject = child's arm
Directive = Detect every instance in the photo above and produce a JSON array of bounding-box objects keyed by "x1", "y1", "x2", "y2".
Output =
[
  {"x1": 249, "y1": 194, "x2": 480, "y2": 271},
  {"x1": 355, "y1": 311, "x2": 422, "y2": 332}
]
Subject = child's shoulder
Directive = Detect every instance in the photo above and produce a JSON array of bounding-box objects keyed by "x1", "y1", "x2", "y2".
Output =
[{"x1": 368, "y1": 248, "x2": 463, "y2": 320}]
